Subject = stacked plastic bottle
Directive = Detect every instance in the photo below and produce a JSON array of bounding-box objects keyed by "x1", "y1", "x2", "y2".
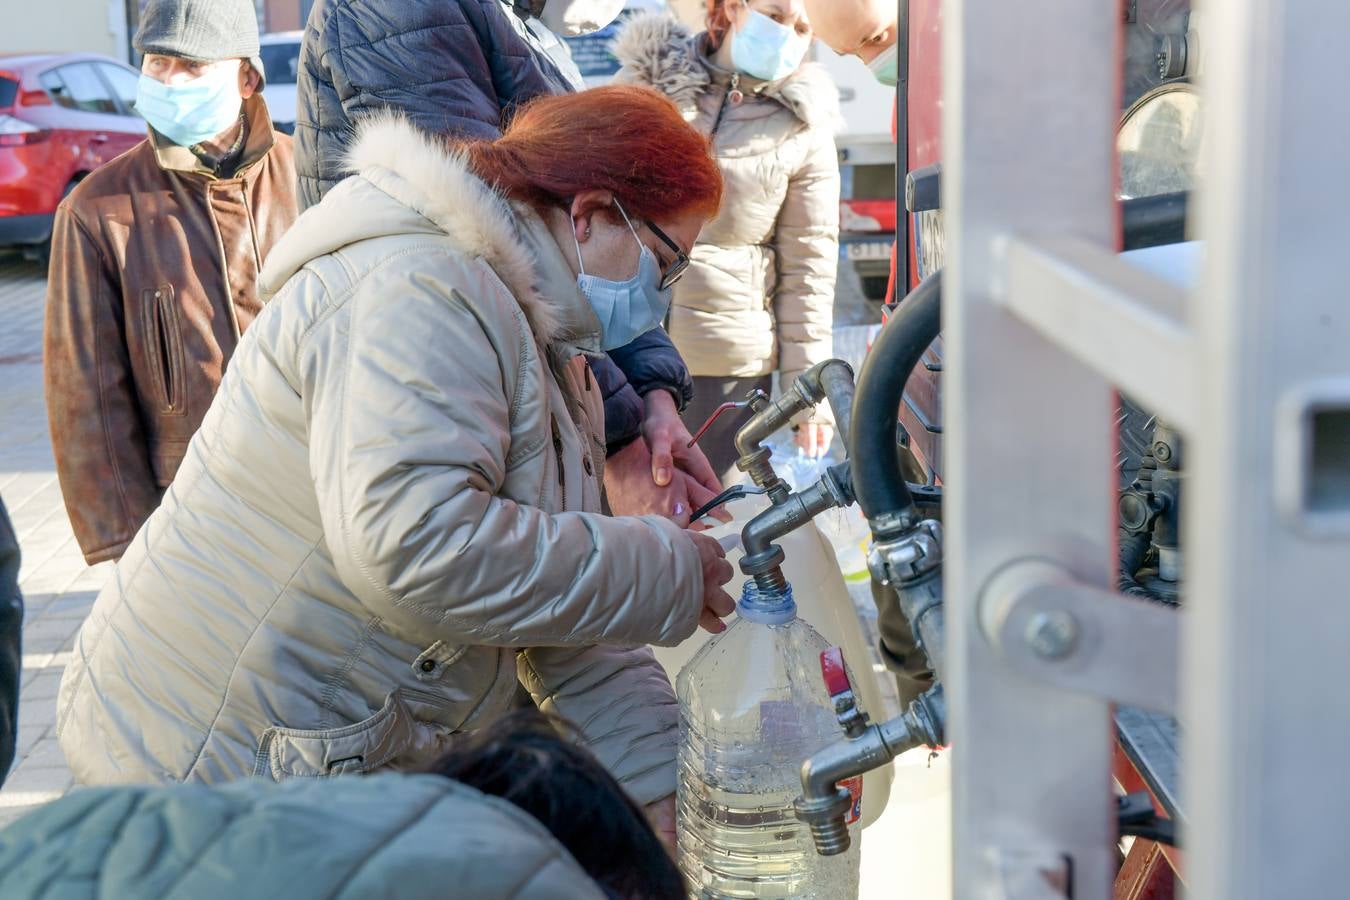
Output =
[{"x1": 676, "y1": 580, "x2": 863, "y2": 898}]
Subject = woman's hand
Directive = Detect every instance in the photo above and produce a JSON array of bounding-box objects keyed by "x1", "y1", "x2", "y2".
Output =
[
  {"x1": 642, "y1": 390, "x2": 722, "y2": 496},
  {"x1": 645, "y1": 794, "x2": 678, "y2": 852},
  {"x1": 794, "y1": 422, "x2": 834, "y2": 459},
  {"x1": 689, "y1": 531, "x2": 735, "y2": 633},
  {"x1": 604, "y1": 391, "x2": 733, "y2": 527}
]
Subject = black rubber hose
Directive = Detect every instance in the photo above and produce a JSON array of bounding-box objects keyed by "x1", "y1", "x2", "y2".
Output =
[
  {"x1": 1118, "y1": 529, "x2": 1155, "y2": 599},
  {"x1": 849, "y1": 270, "x2": 942, "y2": 537}
]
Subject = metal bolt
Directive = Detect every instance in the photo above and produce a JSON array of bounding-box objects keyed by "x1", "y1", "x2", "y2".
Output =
[
  {"x1": 1152, "y1": 441, "x2": 1173, "y2": 463},
  {"x1": 1025, "y1": 610, "x2": 1079, "y2": 660}
]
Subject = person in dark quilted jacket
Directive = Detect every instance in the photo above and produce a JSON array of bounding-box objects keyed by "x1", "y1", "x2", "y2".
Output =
[
  {"x1": 295, "y1": 0, "x2": 731, "y2": 528},
  {"x1": 0, "y1": 712, "x2": 684, "y2": 899}
]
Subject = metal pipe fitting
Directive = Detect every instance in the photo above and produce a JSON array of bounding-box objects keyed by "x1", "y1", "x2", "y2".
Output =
[
  {"x1": 732, "y1": 360, "x2": 855, "y2": 505},
  {"x1": 796, "y1": 685, "x2": 946, "y2": 856},
  {"x1": 739, "y1": 462, "x2": 854, "y2": 591},
  {"x1": 869, "y1": 518, "x2": 947, "y2": 679},
  {"x1": 895, "y1": 567, "x2": 946, "y2": 681},
  {"x1": 809, "y1": 359, "x2": 856, "y2": 443}
]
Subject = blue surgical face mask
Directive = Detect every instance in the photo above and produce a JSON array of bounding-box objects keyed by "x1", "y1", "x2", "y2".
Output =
[
  {"x1": 866, "y1": 41, "x2": 900, "y2": 87},
  {"x1": 135, "y1": 64, "x2": 242, "y2": 148},
  {"x1": 730, "y1": 8, "x2": 811, "y2": 82},
  {"x1": 573, "y1": 200, "x2": 672, "y2": 351}
]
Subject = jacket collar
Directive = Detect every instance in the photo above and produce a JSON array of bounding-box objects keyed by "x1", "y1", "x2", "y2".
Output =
[
  {"x1": 150, "y1": 94, "x2": 277, "y2": 179},
  {"x1": 342, "y1": 113, "x2": 601, "y2": 356},
  {"x1": 612, "y1": 12, "x2": 841, "y2": 130}
]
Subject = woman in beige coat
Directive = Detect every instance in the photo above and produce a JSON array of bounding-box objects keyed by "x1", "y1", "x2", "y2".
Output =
[
  {"x1": 55, "y1": 87, "x2": 732, "y2": 844},
  {"x1": 616, "y1": 1, "x2": 841, "y2": 482}
]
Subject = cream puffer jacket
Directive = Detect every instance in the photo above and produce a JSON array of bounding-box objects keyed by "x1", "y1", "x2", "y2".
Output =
[
  {"x1": 55, "y1": 115, "x2": 704, "y2": 806},
  {"x1": 614, "y1": 14, "x2": 840, "y2": 422}
]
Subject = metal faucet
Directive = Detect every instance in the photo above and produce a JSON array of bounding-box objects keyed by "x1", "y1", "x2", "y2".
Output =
[
  {"x1": 795, "y1": 649, "x2": 946, "y2": 856},
  {"x1": 739, "y1": 461, "x2": 853, "y2": 592},
  {"x1": 684, "y1": 359, "x2": 861, "y2": 594},
  {"x1": 689, "y1": 360, "x2": 857, "y2": 508},
  {"x1": 796, "y1": 519, "x2": 951, "y2": 857}
]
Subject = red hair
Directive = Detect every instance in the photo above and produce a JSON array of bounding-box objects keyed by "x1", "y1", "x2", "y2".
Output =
[
  {"x1": 706, "y1": 0, "x2": 735, "y2": 52},
  {"x1": 463, "y1": 86, "x2": 723, "y2": 224}
]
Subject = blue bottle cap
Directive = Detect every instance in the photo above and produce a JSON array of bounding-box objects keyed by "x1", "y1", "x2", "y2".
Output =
[{"x1": 737, "y1": 581, "x2": 798, "y2": 625}]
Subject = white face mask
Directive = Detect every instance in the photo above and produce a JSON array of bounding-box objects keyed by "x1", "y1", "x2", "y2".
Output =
[{"x1": 538, "y1": 0, "x2": 626, "y2": 36}]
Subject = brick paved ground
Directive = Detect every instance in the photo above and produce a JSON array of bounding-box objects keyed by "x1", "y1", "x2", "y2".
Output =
[{"x1": 0, "y1": 254, "x2": 110, "y2": 825}]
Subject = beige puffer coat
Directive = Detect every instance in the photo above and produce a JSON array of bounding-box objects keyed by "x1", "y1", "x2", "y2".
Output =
[
  {"x1": 55, "y1": 114, "x2": 705, "y2": 807},
  {"x1": 614, "y1": 14, "x2": 840, "y2": 422}
]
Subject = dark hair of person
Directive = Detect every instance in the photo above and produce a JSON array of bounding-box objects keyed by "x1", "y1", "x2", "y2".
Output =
[{"x1": 427, "y1": 710, "x2": 686, "y2": 900}]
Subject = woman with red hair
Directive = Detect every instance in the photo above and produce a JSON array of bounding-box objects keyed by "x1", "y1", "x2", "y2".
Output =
[
  {"x1": 615, "y1": 0, "x2": 842, "y2": 482},
  {"x1": 57, "y1": 86, "x2": 732, "y2": 847}
]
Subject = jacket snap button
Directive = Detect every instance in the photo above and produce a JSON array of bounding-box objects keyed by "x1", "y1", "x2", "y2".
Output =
[
  {"x1": 419, "y1": 659, "x2": 436, "y2": 673},
  {"x1": 583, "y1": 457, "x2": 593, "y2": 476}
]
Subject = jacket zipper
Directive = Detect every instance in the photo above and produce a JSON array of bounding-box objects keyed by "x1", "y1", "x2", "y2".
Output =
[
  {"x1": 709, "y1": 72, "x2": 741, "y2": 139},
  {"x1": 552, "y1": 418, "x2": 567, "y2": 508},
  {"x1": 208, "y1": 183, "x2": 244, "y2": 342}
]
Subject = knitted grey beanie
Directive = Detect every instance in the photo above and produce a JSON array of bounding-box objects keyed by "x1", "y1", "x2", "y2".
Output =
[{"x1": 134, "y1": 0, "x2": 266, "y2": 89}]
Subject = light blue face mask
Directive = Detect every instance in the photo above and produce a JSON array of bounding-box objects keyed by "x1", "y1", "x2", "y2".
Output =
[
  {"x1": 867, "y1": 41, "x2": 901, "y2": 87},
  {"x1": 135, "y1": 65, "x2": 242, "y2": 148},
  {"x1": 730, "y1": 8, "x2": 811, "y2": 82},
  {"x1": 573, "y1": 200, "x2": 672, "y2": 351}
]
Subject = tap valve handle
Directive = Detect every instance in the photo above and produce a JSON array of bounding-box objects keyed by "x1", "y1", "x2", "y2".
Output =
[
  {"x1": 820, "y1": 647, "x2": 869, "y2": 738},
  {"x1": 686, "y1": 388, "x2": 771, "y2": 449},
  {"x1": 688, "y1": 483, "x2": 767, "y2": 526}
]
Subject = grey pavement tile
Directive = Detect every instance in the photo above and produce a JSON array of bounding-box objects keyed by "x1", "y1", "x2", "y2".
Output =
[
  {"x1": 37, "y1": 595, "x2": 96, "y2": 621},
  {"x1": 21, "y1": 617, "x2": 81, "y2": 647},
  {"x1": 0, "y1": 476, "x2": 56, "y2": 525},
  {"x1": 20, "y1": 672, "x2": 63, "y2": 703},
  {"x1": 19, "y1": 738, "x2": 65, "y2": 771},
  {"x1": 21, "y1": 651, "x2": 55, "y2": 671},
  {"x1": 8, "y1": 481, "x2": 63, "y2": 535},
  {"x1": 19, "y1": 592, "x2": 56, "y2": 614},
  {"x1": 0, "y1": 765, "x2": 73, "y2": 802},
  {"x1": 11, "y1": 724, "x2": 46, "y2": 762},
  {"x1": 23, "y1": 629, "x2": 78, "y2": 656},
  {"x1": 16, "y1": 562, "x2": 81, "y2": 599},
  {"x1": 15, "y1": 695, "x2": 57, "y2": 731}
]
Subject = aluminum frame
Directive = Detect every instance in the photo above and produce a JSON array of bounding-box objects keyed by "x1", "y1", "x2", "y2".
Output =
[
  {"x1": 944, "y1": 0, "x2": 1350, "y2": 896},
  {"x1": 1183, "y1": 2, "x2": 1350, "y2": 897}
]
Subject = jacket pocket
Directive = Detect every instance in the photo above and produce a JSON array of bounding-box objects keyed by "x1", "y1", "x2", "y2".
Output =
[
  {"x1": 411, "y1": 640, "x2": 469, "y2": 683},
  {"x1": 140, "y1": 285, "x2": 186, "y2": 417},
  {"x1": 252, "y1": 689, "x2": 450, "y2": 780}
]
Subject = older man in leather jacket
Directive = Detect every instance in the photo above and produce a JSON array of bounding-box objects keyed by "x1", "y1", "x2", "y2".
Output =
[
  {"x1": 294, "y1": 0, "x2": 727, "y2": 526},
  {"x1": 44, "y1": 0, "x2": 297, "y2": 565}
]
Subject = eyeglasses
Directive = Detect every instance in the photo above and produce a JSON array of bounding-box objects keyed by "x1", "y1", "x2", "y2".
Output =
[{"x1": 644, "y1": 218, "x2": 691, "y2": 291}]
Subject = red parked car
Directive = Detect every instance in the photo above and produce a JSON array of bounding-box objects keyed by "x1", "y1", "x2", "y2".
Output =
[{"x1": 0, "y1": 53, "x2": 146, "y2": 255}]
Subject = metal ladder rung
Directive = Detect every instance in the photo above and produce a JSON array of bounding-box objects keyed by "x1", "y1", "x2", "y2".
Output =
[{"x1": 998, "y1": 237, "x2": 1196, "y2": 430}]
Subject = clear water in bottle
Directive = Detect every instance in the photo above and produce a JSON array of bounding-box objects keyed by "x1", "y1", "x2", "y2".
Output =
[{"x1": 676, "y1": 581, "x2": 862, "y2": 899}]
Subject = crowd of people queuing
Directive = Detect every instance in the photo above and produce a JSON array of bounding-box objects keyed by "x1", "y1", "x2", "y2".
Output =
[{"x1": 0, "y1": 0, "x2": 910, "y2": 895}]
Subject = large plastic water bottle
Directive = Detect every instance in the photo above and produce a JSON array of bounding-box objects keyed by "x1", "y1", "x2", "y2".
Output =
[{"x1": 676, "y1": 581, "x2": 863, "y2": 898}]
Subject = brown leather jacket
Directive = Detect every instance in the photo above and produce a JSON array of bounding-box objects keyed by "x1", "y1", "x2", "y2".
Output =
[{"x1": 44, "y1": 95, "x2": 297, "y2": 564}]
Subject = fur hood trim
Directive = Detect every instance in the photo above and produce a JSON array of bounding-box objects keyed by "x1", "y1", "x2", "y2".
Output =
[
  {"x1": 341, "y1": 113, "x2": 564, "y2": 344},
  {"x1": 612, "y1": 12, "x2": 841, "y2": 130}
]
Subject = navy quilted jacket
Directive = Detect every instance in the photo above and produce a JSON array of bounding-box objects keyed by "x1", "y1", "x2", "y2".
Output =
[
  {"x1": 0, "y1": 498, "x2": 19, "y2": 787},
  {"x1": 294, "y1": 0, "x2": 693, "y2": 448}
]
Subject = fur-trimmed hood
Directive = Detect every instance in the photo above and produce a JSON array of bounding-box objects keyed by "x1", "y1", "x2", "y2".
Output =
[
  {"x1": 612, "y1": 12, "x2": 840, "y2": 131},
  {"x1": 261, "y1": 113, "x2": 596, "y2": 351}
]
